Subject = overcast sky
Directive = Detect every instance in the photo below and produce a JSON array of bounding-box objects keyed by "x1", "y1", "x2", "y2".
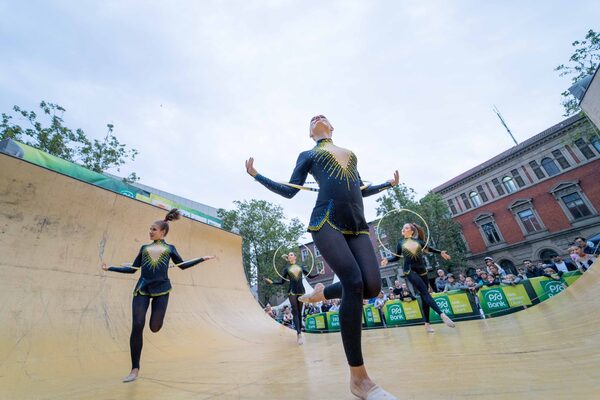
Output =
[{"x1": 1, "y1": 1, "x2": 598, "y2": 232}]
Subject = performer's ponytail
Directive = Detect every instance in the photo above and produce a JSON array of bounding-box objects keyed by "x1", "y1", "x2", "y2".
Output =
[
  {"x1": 155, "y1": 208, "x2": 181, "y2": 235},
  {"x1": 411, "y1": 223, "x2": 425, "y2": 242}
]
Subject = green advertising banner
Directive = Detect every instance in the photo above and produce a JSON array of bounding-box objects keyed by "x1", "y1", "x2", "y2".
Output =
[
  {"x1": 325, "y1": 311, "x2": 340, "y2": 331},
  {"x1": 305, "y1": 313, "x2": 327, "y2": 332},
  {"x1": 429, "y1": 293, "x2": 453, "y2": 322},
  {"x1": 501, "y1": 284, "x2": 532, "y2": 308},
  {"x1": 478, "y1": 287, "x2": 510, "y2": 315},
  {"x1": 563, "y1": 271, "x2": 583, "y2": 287},
  {"x1": 529, "y1": 277, "x2": 567, "y2": 302},
  {"x1": 363, "y1": 305, "x2": 383, "y2": 327}
]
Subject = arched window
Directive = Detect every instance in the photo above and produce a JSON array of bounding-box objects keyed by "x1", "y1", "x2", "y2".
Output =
[
  {"x1": 541, "y1": 157, "x2": 560, "y2": 176},
  {"x1": 539, "y1": 249, "x2": 558, "y2": 264},
  {"x1": 502, "y1": 176, "x2": 517, "y2": 193},
  {"x1": 469, "y1": 191, "x2": 482, "y2": 207},
  {"x1": 499, "y1": 259, "x2": 517, "y2": 275}
]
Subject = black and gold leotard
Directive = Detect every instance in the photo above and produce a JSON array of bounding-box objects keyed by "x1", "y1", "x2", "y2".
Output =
[
  {"x1": 271, "y1": 264, "x2": 319, "y2": 295},
  {"x1": 386, "y1": 238, "x2": 441, "y2": 276},
  {"x1": 255, "y1": 138, "x2": 391, "y2": 235},
  {"x1": 108, "y1": 239, "x2": 205, "y2": 296}
]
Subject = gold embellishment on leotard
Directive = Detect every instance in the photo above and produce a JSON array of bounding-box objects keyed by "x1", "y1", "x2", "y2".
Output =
[
  {"x1": 288, "y1": 264, "x2": 303, "y2": 280},
  {"x1": 314, "y1": 141, "x2": 359, "y2": 190},
  {"x1": 135, "y1": 288, "x2": 172, "y2": 297},
  {"x1": 142, "y1": 241, "x2": 170, "y2": 272},
  {"x1": 402, "y1": 239, "x2": 423, "y2": 259}
]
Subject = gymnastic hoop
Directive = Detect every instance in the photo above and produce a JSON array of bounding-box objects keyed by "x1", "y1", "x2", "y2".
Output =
[
  {"x1": 271, "y1": 243, "x2": 315, "y2": 282},
  {"x1": 376, "y1": 208, "x2": 430, "y2": 259}
]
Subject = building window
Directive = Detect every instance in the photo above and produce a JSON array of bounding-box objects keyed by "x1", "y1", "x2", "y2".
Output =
[
  {"x1": 492, "y1": 178, "x2": 505, "y2": 195},
  {"x1": 502, "y1": 176, "x2": 517, "y2": 193},
  {"x1": 314, "y1": 246, "x2": 321, "y2": 257},
  {"x1": 511, "y1": 169, "x2": 526, "y2": 187},
  {"x1": 591, "y1": 136, "x2": 600, "y2": 153},
  {"x1": 481, "y1": 222, "x2": 501, "y2": 244},
  {"x1": 447, "y1": 199, "x2": 458, "y2": 215},
  {"x1": 561, "y1": 193, "x2": 592, "y2": 220},
  {"x1": 517, "y1": 209, "x2": 543, "y2": 233},
  {"x1": 551, "y1": 149, "x2": 571, "y2": 169},
  {"x1": 301, "y1": 248, "x2": 309, "y2": 261},
  {"x1": 469, "y1": 191, "x2": 482, "y2": 207},
  {"x1": 541, "y1": 157, "x2": 560, "y2": 177},
  {"x1": 474, "y1": 213, "x2": 504, "y2": 246},
  {"x1": 529, "y1": 160, "x2": 545, "y2": 180},
  {"x1": 508, "y1": 198, "x2": 546, "y2": 236},
  {"x1": 379, "y1": 247, "x2": 393, "y2": 259},
  {"x1": 539, "y1": 249, "x2": 558, "y2": 264},
  {"x1": 476, "y1": 185, "x2": 489, "y2": 202},
  {"x1": 550, "y1": 181, "x2": 597, "y2": 223},
  {"x1": 574, "y1": 138, "x2": 595, "y2": 159},
  {"x1": 316, "y1": 261, "x2": 325, "y2": 274},
  {"x1": 460, "y1": 193, "x2": 472, "y2": 210}
]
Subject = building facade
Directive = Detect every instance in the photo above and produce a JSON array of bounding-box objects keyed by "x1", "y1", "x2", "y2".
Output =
[{"x1": 432, "y1": 115, "x2": 600, "y2": 273}]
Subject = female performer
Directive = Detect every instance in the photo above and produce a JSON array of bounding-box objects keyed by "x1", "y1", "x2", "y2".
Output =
[
  {"x1": 246, "y1": 115, "x2": 399, "y2": 400},
  {"x1": 380, "y1": 223, "x2": 455, "y2": 333},
  {"x1": 101, "y1": 209, "x2": 215, "y2": 382},
  {"x1": 265, "y1": 251, "x2": 320, "y2": 345}
]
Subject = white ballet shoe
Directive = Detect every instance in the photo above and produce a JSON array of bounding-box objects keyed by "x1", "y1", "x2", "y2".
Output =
[
  {"x1": 122, "y1": 371, "x2": 138, "y2": 383},
  {"x1": 425, "y1": 324, "x2": 435, "y2": 333},
  {"x1": 441, "y1": 313, "x2": 456, "y2": 328},
  {"x1": 365, "y1": 385, "x2": 398, "y2": 400},
  {"x1": 299, "y1": 283, "x2": 325, "y2": 303},
  {"x1": 297, "y1": 334, "x2": 304, "y2": 345}
]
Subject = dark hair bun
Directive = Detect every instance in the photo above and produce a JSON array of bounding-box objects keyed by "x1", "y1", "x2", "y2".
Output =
[{"x1": 164, "y1": 208, "x2": 181, "y2": 222}]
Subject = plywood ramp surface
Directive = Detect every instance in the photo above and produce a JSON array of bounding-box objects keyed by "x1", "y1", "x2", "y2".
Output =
[{"x1": 1, "y1": 154, "x2": 599, "y2": 399}]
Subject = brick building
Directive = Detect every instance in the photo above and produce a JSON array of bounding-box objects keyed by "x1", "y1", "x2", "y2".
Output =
[{"x1": 432, "y1": 114, "x2": 600, "y2": 273}]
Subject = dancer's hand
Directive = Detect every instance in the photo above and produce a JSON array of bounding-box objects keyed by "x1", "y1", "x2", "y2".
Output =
[
  {"x1": 264, "y1": 278, "x2": 273, "y2": 284},
  {"x1": 388, "y1": 170, "x2": 400, "y2": 187},
  {"x1": 441, "y1": 251, "x2": 451, "y2": 260},
  {"x1": 380, "y1": 258, "x2": 388, "y2": 267},
  {"x1": 245, "y1": 157, "x2": 258, "y2": 177},
  {"x1": 203, "y1": 255, "x2": 216, "y2": 261},
  {"x1": 101, "y1": 263, "x2": 109, "y2": 271}
]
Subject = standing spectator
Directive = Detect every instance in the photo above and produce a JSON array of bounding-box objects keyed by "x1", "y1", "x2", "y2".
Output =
[
  {"x1": 550, "y1": 254, "x2": 576, "y2": 273},
  {"x1": 397, "y1": 283, "x2": 416, "y2": 302},
  {"x1": 392, "y1": 280, "x2": 403, "y2": 296},
  {"x1": 484, "y1": 257, "x2": 507, "y2": 275},
  {"x1": 484, "y1": 274, "x2": 500, "y2": 287},
  {"x1": 458, "y1": 273, "x2": 467, "y2": 286},
  {"x1": 516, "y1": 268, "x2": 529, "y2": 281},
  {"x1": 444, "y1": 274, "x2": 464, "y2": 291},
  {"x1": 523, "y1": 260, "x2": 542, "y2": 278},
  {"x1": 501, "y1": 274, "x2": 522, "y2": 285},
  {"x1": 569, "y1": 245, "x2": 597, "y2": 272},
  {"x1": 329, "y1": 299, "x2": 341, "y2": 312},
  {"x1": 264, "y1": 304, "x2": 276, "y2": 319},
  {"x1": 477, "y1": 272, "x2": 489, "y2": 285},
  {"x1": 374, "y1": 291, "x2": 387, "y2": 326},
  {"x1": 434, "y1": 269, "x2": 448, "y2": 293},
  {"x1": 464, "y1": 277, "x2": 482, "y2": 293},
  {"x1": 488, "y1": 264, "x2": 506, "y2": 279},
  {"x1": 574, "y1": 236, "x2": 599, "y2": 256}
]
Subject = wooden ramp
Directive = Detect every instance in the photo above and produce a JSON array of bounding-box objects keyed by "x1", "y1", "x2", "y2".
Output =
[{"x1": 1, "y1": 153, "x2": 599, "y2": 399}]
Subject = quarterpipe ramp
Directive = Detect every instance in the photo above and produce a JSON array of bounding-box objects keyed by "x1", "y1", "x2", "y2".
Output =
[{"x1": 1, "y1": 153, "x2": 599, "y2": 399}]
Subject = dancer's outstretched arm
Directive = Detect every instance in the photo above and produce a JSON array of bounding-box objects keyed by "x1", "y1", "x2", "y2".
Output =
[
  {"x1": 361, "y1": 170, "x2": 399, "y2": 197},
  {"x1": 246, "y1": 153, "x2": 311, "y2": 199},
  {"x1": 101, "y1": 247, "x2": 143, "y2": 273},
  {"x1": 169, "y1": 245, "x2": 215, "y2": 270}
]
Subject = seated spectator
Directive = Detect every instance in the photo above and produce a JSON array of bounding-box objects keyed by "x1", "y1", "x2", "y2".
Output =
[
  {"x1": 398, "y1": 283, "x2": 416, "y2": 302},
  {"x1": 575, "y1": 236, "x2": 599, "y2": 256},
  {"x1": 569, "y1": 245, "x2": 596, "y2": 272},
  {"x1": 444, "y1": 274, "x2": 464, "y2": 291},
  {"x1": 523, "y1": 259, "x2": 542, "y2": 278},
  {"x1": 435, "y1": 269, "x2": 448, "y2": 292},
  {"x1": 501, "y1": 274, "x2": 522, "y2": 285},
  {"x1": 484, "y1": 256, "x2": 507, "y2": 276},
  {"x1": 550, "y1": 254, "x2": 576, "y2": 273},
  {"x1": 483, "y1": 273, "x2": 500, "y2": 286},
  {"x1": 463, "y1": 276, "x2": 482, "y2": 293}
]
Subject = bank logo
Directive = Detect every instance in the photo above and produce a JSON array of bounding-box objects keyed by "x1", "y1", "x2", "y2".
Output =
[
  {"x1": 543, "y1": 281, "x2": 565, "y2": 297},
  {"x1": 120, "y1": 190, "x2": 135, "y2": 198},
  {"x1": 387, "y1": 304, "x2": 406, "y2": 322},
  {"x1": 484, "y1": 289, "x2": 508, "y2": 309},
  {"x1": 434, "y1": 297, "x2": 452, "y2": 315}
]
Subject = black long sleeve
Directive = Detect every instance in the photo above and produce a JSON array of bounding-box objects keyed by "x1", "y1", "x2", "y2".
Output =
[{"x1": 254, "y1": 152, "x2": 311, "y2": 199}]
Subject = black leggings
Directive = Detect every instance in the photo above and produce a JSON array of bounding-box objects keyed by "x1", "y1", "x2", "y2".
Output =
[
  {"x1": 130, "y1": 294, "x2": 169, "y2": 369},
  {"x1": 312, "y1": 223, "x2": 381, "y2": 367},
  {"x1": 289, "y1": 294, "x2": 303, "y2": 335},
  {"x1": 406, "y1": 271, "x2": 442, "y2": 323}
]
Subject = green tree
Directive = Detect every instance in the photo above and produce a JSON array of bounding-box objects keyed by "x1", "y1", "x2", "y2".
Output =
[
  {"x1": 555, "y1": 29, "x2": 600, "y2": 117},
  {"x1": 1, "y1": 101, "x2": 139, "y2": 182},
  {"x1": 376, "y1": 184, "x2": 466, "y2": 273},
  {"x1": 218, "y1": 199, "x2": 305, "y2": 305}
]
